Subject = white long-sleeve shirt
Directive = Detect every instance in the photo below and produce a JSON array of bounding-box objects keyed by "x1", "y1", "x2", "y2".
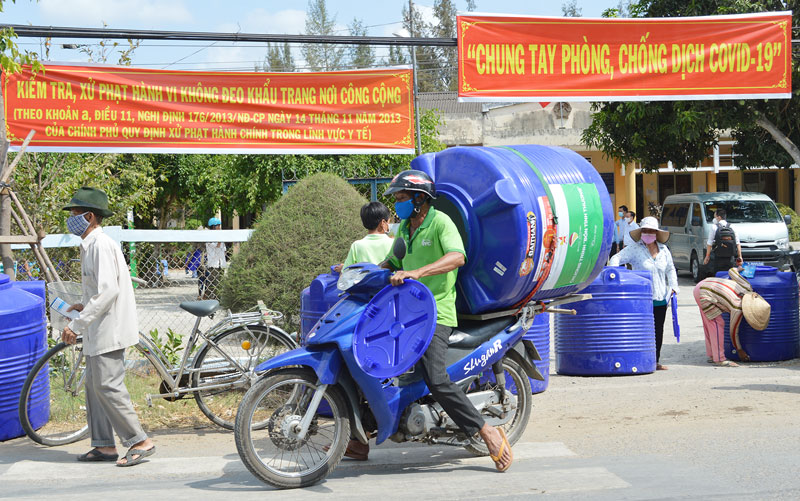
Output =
[
  {"x1": 608, "y1": 240, "x2": 679, "y2": 303},
  {"x1": 68, "y1": 227, "x2": 139, "y2": 356},
  {"x1": 205, "y1": 242, "x2": 227, "y2": 268}
]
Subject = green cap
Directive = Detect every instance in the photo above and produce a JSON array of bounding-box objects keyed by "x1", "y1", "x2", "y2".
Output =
[{"x1": 62, "y1": 187, "x2": 113, "y2": 217}]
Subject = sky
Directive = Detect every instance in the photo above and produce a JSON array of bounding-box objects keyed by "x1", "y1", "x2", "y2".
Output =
[{"x1": 1, "y1": 0, "x2": 625, "y2": 71}]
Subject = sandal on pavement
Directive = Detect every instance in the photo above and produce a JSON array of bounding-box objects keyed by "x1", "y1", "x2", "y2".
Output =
[
  {"x1": 656, "y1": 364, "x2": 668, "y2": 370},
  {"x1": 77, "y1": 448, "x2": 118, "y2": 462},
  {"x1": 716, "y1": 360, "x2": 739, "y2": 367},
  {"x1": 489, "y1": 428, "x2": 513, "y2": 473},
  {"x1": 117, "y1": 446, "x2": 156, "y2": 467}
]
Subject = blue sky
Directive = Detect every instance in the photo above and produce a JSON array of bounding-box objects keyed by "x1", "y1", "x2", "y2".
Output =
[{"x1": 2, "y1": 0, "x2": 624, "y2": 70}]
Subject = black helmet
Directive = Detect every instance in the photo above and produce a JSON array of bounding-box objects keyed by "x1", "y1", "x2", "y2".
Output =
[{"x1": 384, "y1": 170, "x2": 436, "y2": 198}]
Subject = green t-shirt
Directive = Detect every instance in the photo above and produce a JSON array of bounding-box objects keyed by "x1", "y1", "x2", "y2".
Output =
[
  {"x1": 388, "y1": 207, "x2": 466, "y2": 327},
  {"x1": 343, "y1": 234, "x2": 394, "y2": 267}
]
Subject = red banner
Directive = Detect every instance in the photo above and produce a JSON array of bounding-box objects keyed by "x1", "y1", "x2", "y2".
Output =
[
  {"x1": 3, "y1": 64, "x2": 415, "y2": 153},
  {"x1": 458, "y1": 12, "x2": 792, "y2": 101}
]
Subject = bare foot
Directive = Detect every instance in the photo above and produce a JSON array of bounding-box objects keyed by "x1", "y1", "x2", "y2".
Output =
[
  {"x1": 657, "y1": 364, "x2": 668, "y2": 370},
  {"x1": 478, "y1": 423, "x2": 512, "y2": 472},
  {"x1": 116, "y1": 438, "x2": 155, "y2": 466}
]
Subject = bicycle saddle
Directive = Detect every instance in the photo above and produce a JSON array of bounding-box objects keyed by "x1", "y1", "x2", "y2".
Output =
[
  {"x1": 448, "y1": 317, "x2": 515, "y2": 349},
  {"x1": 179, "y1": 299, "x2": 220, "y2": 317}
]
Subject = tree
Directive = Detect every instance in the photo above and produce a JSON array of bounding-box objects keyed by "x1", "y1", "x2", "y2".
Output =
[
  {"x1": 561, "y1": 0, "x2": 583, "y2": 17},
  {"x1": 582, "y1": 0, "x2": 800, "y2": 172},
  {"x1": 385, "y1": 45, "x2": 408, "y2": 66},
  {"x1": 348, "y1": 18, "x2": 375, "y2": 69},
  {"x1": 302, "y1": 0, "x2": 345, "y2": 71},
  {"x1": 431, "y1": 0, "x2": 459, "y2": 91},
  {"x1": 258, "y1": 42, "x2": 295, "y2": 72}
]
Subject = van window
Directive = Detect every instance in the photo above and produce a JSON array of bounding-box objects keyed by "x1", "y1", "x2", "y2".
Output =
[
  {"x1": 661, "y1": 203, "x2": 690, "y2": 227},
  {"x1": 691, "y1": 204, "x2": 702, "y2": 226},
  {"x1": 703, "y1": 200, "x2": 782, "y2": 223}
]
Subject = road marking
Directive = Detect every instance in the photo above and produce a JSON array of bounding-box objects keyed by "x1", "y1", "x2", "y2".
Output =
[{"x1": 1, "y1": 441, "x2": 574, "y2": 480}]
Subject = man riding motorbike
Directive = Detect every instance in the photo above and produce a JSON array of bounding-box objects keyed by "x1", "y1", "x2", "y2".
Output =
[{"x1": 341, "y1": 170, "x2": 513, "y2": 472}]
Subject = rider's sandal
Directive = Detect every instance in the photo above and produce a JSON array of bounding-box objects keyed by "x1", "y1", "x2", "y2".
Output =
[
  {"x1": 77, "y1": 448, "x2": 118, "y2": 462},
  {"x1": 116, "y1": 446, "x2": 156, "y2": 467},
  {"x1": 489, "y1": 428, "x2": 513, "y2": 473}
]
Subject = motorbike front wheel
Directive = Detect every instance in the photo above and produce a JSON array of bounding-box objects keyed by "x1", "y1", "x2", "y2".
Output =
[
  {"x1": 234, "y1": 368, "x2": 350, "y2": 489},
  {"x1": 464, "y1": 357, "x2": 531, "y2": 457}
]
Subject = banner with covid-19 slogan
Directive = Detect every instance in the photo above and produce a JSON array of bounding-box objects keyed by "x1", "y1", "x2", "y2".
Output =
[
  {"x1": 458, "y1": 11, "x2": 792, "y2": 101},
  {"x1": 3, "y1": 64, "x2": 415, "y2": 154}
]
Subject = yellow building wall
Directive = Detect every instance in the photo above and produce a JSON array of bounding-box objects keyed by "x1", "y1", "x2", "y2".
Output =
[
  {"x1": 692, "y1": 172, "x2": 706, "y2": 193},
  {"x1": 777, "y1": 169, "x2": 790, "y2": 206},
  {"x1": 642, "y1": 173, "x2": 658, "y2": 210},
  {"x1": 728, "y1": 170, "x2": 743, "y2": 192}
]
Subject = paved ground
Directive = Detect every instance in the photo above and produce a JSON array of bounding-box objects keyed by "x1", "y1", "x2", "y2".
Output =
[{"x1": 3, "y1": 272, "x2": 799, "y2": 499}]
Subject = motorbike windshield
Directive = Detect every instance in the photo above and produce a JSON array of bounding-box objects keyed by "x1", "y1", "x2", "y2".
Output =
[{"x1": 703, "y1": 201, "x2": 782, "y2": 224}]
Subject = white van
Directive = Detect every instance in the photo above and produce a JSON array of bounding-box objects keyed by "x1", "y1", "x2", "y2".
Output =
[{"x1": 659, "y1": 192, "x2": 791, "y2": 282}]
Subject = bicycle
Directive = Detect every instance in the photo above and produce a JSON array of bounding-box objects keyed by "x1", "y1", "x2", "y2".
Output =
[{"x1": 18, "y1": 298, "x2": 297, "y2": 446}]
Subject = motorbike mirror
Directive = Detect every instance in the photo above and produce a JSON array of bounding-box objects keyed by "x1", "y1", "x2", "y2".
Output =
[{"x1": 391, "y1": 236, "x2": 407, "y2": 261}]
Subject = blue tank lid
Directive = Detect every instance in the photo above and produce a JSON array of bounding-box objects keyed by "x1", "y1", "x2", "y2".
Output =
[
  {"x1": 353, "y1": 280, "x2": 437, "y2": 379},
  {"x1": 0, "y1": 273, "x2": 10, "y2": 289},
  {"x1": 0, "y1": 273, "x2": 44, "y2": 316}
]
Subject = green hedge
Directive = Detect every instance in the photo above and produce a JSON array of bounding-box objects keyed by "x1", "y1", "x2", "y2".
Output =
[
  {"x1": 220, "y1": 173, "x2": 369, "y2": 326},
  {"x1": 776, "y1": 203, "x2": 800, "y2": 241}
]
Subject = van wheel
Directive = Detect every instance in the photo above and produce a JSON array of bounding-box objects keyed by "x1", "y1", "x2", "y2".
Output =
[{"x1": 691, "y1": 253, "x2": 705, "y2": 283}]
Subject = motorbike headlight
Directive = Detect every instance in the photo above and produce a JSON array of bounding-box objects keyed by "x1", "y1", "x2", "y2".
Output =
[
  {"x1": 777, "y1": 238, "x2": 789, "y2": 250},
  {"x1": 337, "y1": 266, "x2": 372, "y2": 291}
]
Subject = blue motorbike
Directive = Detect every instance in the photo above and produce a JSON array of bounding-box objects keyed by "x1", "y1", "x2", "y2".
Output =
[{"x1": 234, "y1": 240, "x2": 588, "y2": 488}]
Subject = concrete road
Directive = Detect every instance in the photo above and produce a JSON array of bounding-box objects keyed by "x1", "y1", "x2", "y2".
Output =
[{"x1": 2, "y1": 272, "x2": 799, "y2": 499}]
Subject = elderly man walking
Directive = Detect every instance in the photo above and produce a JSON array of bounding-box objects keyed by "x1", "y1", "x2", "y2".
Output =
[{"x1": 60, "y1": 187, "x2": 155, "y2": 466}]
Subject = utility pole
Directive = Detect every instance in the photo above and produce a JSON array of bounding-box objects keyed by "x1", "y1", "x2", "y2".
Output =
[
  {"x1": 0, "y1": 86, "x2": 14, "y2": 279},
  {"x1": 410, "y1": 0, "x2": 422, "y2": 155}
]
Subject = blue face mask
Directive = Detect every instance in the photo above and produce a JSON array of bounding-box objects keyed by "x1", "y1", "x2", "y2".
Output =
[
  {"x1": 618, "y1": 211, "x2": 624, "y2": 217},
  {"x1": 67, "y1": 212, "x2": 91, "y2": 236},
  {"x1": 394, "y1": 197, "x2": 416, "y2": 220}
]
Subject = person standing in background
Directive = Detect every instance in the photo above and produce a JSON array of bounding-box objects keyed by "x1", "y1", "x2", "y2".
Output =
[
  {"x1": 622, "y1": 211, "x2": 639, "y2": 249},
  {"x1": 611, "y1": 205, "x2": 628, "y2": 257},
  {"x1": 333, "y1": 202, "x2": 394, "y2": 273},
  {"x1": 703, "y1": 209, "x2": 743, "y2": 274},
  {"x1": 201, "y1": 217, "x2": 226, "y2": 300},
  {"x1": 609, "y1": 216, "x2": 679, "y2": 371}
]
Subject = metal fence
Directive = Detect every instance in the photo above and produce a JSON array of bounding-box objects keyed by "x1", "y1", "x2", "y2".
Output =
[{"x1": 10, "y1": 229, "x2": 258, "y2": 341}]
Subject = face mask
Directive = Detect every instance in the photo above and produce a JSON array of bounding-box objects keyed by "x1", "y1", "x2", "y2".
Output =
[
  {"x1": 641, "y1": 234, "x2": 657, "y2": 244},
  {"x1": 394, "y1": 196, "x2": 417, "y2": 220},
  {"x1": 67, "y1": 212, "x2": 90, "y2": 236},
  {"x1": 625, "y1": 217, "x2": 631, "y2": 223},
  {"x1": 618, "y1": 211, "x2": 624, "y2": 217}
]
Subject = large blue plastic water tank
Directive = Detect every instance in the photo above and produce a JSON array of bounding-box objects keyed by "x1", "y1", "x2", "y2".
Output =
[
  {"x1": 555, "y1": 267, "x2": 656, "y2": 376},
  {"x1": 717, "y1": 266, "x2": 800, "y2": 362},
  {"x1": 300, "y1": 267, "x2": 341, "y2": 340},
  {"x1": 0, "y1": 274, "x2": 48, "y2": 441},
  {"x1": 525, "y1": 313, "x2": 550, "y2": 393},
  {"x1": 11, "y1": 280, "x2": 46, "y2": 302},
  {"x1": 413, "y1": 145, "x2": 614, "y2": 314}
]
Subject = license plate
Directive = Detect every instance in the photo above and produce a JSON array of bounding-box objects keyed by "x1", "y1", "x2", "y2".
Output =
[{"x1": 748, "y1": 261, "x2": 764, "y2": 266}]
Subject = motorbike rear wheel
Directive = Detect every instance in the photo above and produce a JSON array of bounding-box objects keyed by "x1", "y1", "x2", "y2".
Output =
[
  {"x1": 463, "y1": 357, "x2": 531, "y2": 457},
  {"x1": 234, "y1": 368, "x2": 350, "y2": 489}
]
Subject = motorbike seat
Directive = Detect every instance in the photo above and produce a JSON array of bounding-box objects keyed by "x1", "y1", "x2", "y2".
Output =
[{"x1": 448, "y1": 317, "x2": 516, "y2": 349}]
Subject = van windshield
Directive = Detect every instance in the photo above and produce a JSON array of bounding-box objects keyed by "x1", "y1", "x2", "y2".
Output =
[{"x1": 703, "y1": 201, "x2": 782, "y2": 223}]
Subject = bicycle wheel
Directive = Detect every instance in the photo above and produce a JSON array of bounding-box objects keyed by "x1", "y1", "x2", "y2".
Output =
[
  {"x1": 193, "y1": 324, "x2": 297, "y2": 429},
  {"x1": 18, "y1": 342, "x2": 89, "y2": 446}
]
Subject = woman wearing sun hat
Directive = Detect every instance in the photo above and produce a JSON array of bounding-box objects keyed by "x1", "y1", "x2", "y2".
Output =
[
  {"x1": 609, "y1": 216, "x2": 679, "y2": 370},
  {"x1": 693, "y1": 267, "x2": 771, "y2": 367}
]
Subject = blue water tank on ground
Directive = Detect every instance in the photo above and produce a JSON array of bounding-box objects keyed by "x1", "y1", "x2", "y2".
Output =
[
  {"x1": 11, "y1": 280, "x2": 46, "y2": 303},
  {"x1": 525, "y1": 313, "x2": 550, "y2": 393},
  {"x1": 300, "y1": 267, "x2": 341, "y2": 340},
  {"x1": 414, "y1": 145, "x2": 614, "y2": 314},
  {"x1": 555, "y1": 267, "x2": 656, "y2": 376},
  {"x1": 717, "y1": 266, "x2": 800, "y2": 362},
  {"x1": 0, "y1": 274, "x2": 48, "y2": 442}
]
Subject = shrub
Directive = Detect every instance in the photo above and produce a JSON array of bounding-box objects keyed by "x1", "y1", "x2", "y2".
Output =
[
  {"x1": 220, "y1": 173, "x2": 369, "y2": 326},
  {"x1": 777, "y1": 203, "x2": 800, "y2": 241}
]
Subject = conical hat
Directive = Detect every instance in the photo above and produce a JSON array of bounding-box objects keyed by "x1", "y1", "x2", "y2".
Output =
[{"x1": 741, "y1": 292, "x2": 770, "y2": 331}]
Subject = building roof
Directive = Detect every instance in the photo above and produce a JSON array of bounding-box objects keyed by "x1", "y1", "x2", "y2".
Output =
[{"x1": 416, "y1": 91, "x2": 517, "y2": 114}]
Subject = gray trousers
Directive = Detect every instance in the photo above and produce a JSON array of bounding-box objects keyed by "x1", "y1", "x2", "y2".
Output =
[{"x1": 84, "y1": 349, "x2": 148, "y2": 448}]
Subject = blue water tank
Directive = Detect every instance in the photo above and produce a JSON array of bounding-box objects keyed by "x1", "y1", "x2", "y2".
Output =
[
  {"x1": 555, "y1": 267, "x2": 656, "y2": 375},
  {"x1": 717, "y1": 266, "x2": 800, "y2": 362},
  {"x1": 414, "y1": 145, "x2": 614, "y2": 314},
  {"x1": 11, "y1": 280, "x2": 46, "y2": 302},
  {"x1": 524, "y1": 313, "x2": 550, "y2": 393},
  {"x1": 300, "y1": 267, "x2": 341, "y2": 340},
  {"x1": 0, "y1": 274, "x2": 48, "y2": 442}
]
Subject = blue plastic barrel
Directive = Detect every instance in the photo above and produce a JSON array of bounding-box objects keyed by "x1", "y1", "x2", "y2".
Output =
[
  {"x1": 555, "y1": 267, "x2": 656, "y2": 376},
  {"x1": 413, "y1": 145, "x2": 614, "y2": 314},
  {"x1": 300, "y1": 267, "x2": 341, "y2": 340},
  {"x1": 717, "y1": 266, "x2": 800, "y2": 362},
  {"x1": 11, "y1": 280, "x2": 46, "y2": 302},
  {"x1": 525, "y1": 313, "x2": 550, "y2": 393},
  {"x1": 0, "y1": 274, "x2": 48, "y2": 441}
]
